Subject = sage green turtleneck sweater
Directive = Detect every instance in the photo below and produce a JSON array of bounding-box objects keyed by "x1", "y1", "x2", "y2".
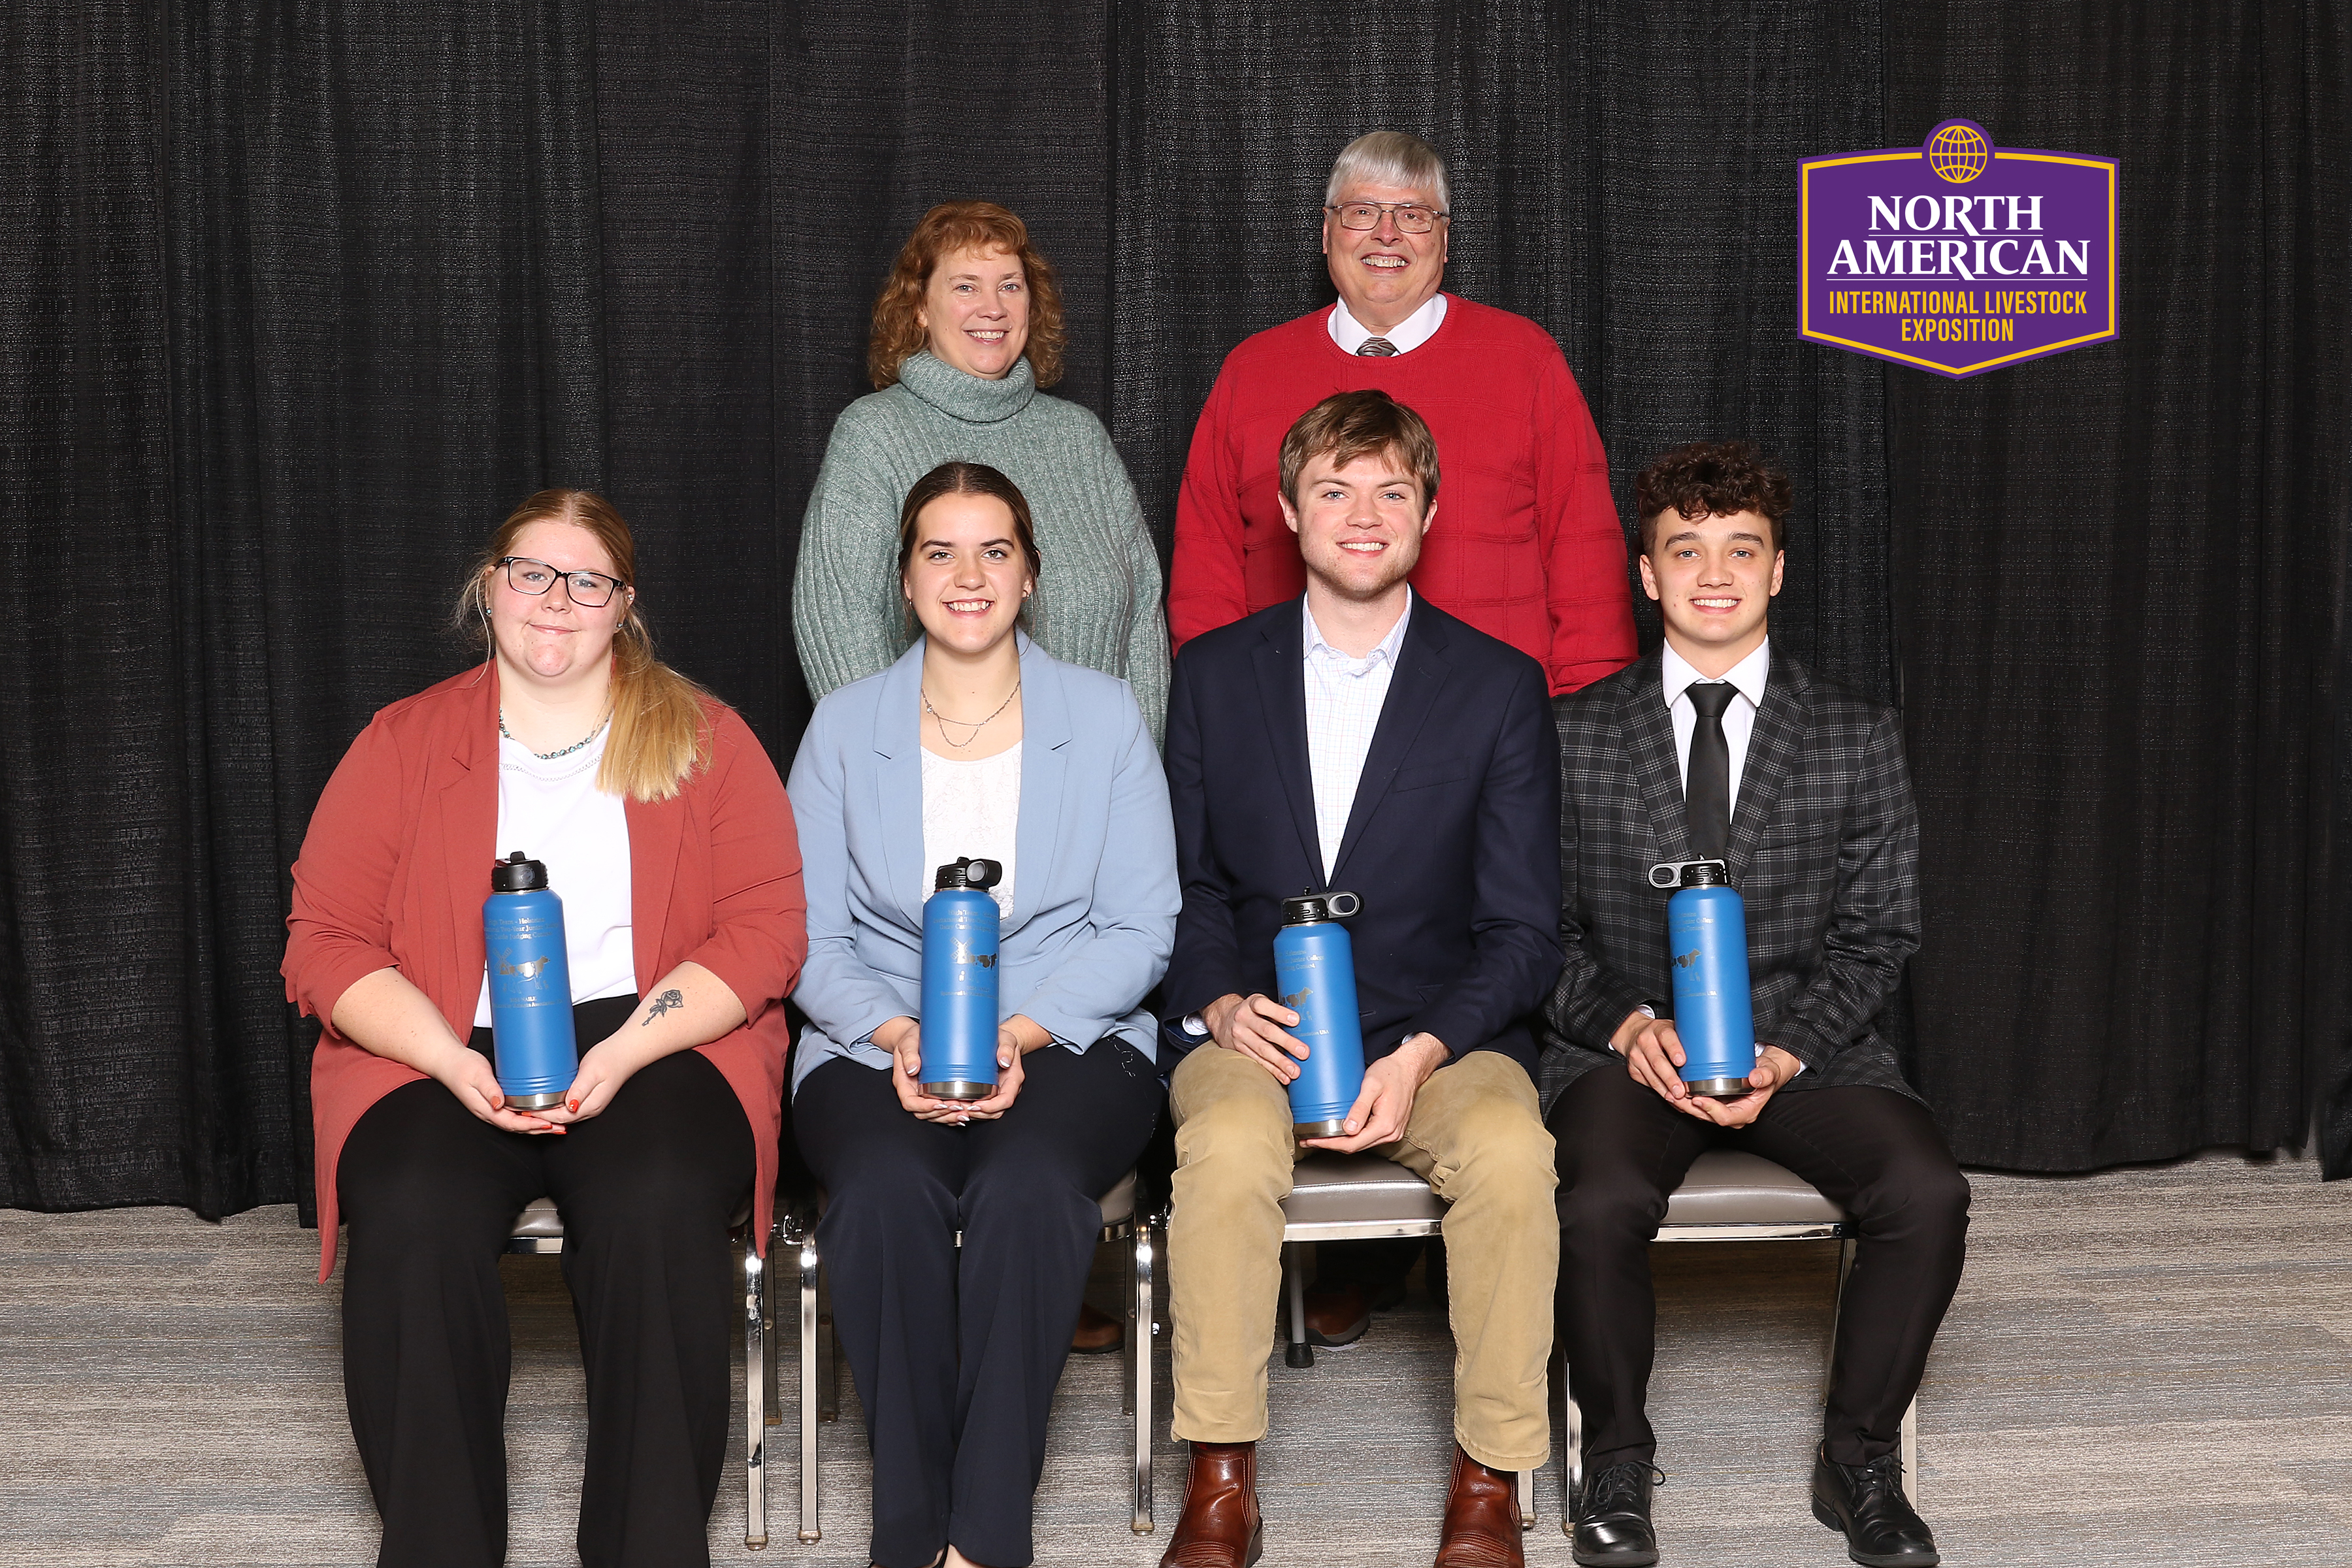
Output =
[{"x1": 794, "y1": 351, "x2": 1169, "y2": 740}]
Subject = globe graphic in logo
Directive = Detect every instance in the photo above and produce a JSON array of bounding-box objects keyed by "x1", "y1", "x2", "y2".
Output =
[{"x1": 1927, "y1": 123, "x2": 1990, "y2": 184}]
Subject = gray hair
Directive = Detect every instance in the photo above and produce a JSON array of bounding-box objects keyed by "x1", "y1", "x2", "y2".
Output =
[{"x1": 1324, "y1": 130, "x2": 1450, "y2": 212}]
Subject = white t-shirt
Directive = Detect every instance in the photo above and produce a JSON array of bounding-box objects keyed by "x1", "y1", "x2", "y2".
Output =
[
  {"x1": 473, "y1": 725, "x2": 637, "y2": 1026},
  {"x1": 920, "y1": 742, "x2": 1021, "y2": 919}
]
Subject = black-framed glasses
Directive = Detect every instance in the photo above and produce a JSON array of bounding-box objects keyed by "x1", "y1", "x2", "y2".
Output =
[
  {"x1": 496, "y1": 557, "x2": 626, "y2": 607},
  {"x1": 1326, "y1": 200, "x2": 1448, "y2": 234}
]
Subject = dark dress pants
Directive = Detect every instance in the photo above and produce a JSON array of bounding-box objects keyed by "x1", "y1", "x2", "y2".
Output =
[
  {"x1": 338, "y1": 1016, "x2": 754, "y2": 1568},
  {"x1": 794, "y1": 1039, "x2": 1162, "y2": 1568},
  {"x1": 1550, "y1": 1064, "x2": 1970, "y2": 1470}
]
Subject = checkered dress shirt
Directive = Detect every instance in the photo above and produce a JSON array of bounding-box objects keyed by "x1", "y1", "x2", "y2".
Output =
[{"x1": 1302, "y1": 593, "x2": 1413, "y2": 883}]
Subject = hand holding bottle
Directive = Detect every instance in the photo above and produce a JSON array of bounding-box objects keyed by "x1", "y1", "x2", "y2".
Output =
[{"x1": 879, "y1": 1017, "x2": 968, "y2": 1122}]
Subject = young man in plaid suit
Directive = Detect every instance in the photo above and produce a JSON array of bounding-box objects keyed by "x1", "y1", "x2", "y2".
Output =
[{"x1": 1543, "y1": 442, "x2": 1969, "y2": 1568}]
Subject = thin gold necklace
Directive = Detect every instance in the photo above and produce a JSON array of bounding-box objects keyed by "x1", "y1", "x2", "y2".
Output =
[{"x1": 922, "y1": 681, "x2": 1021, "y2": 749}]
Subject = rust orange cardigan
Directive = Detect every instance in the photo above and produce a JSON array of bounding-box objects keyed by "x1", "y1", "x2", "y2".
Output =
[{"x1": 284, "y1": 662, "x2": 806, "y2": 1281}]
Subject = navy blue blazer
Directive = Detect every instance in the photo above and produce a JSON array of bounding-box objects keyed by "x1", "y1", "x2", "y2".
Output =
[{"x1": 1160, "y1": 597, "x2": 1564, "y2": 1073}]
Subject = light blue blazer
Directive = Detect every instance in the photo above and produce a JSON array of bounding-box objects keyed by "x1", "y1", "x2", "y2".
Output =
[{"x1": 787, "y1": 632, "x2": 1179, "y2": 1095}]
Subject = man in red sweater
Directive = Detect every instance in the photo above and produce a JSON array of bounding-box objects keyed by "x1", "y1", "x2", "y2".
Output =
[{"x1": 1169, "y1": 129, "x2": 1637, "y2": 696}]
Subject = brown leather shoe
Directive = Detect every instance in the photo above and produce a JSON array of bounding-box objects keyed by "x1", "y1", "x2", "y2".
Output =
[
  {"x1": 1069, "y1": 1300, "x2": 1123, "y2": 1355},
  {"x1": 1303, "y1": 1282, "x2": 1372, "y2": 1346},
  {"x1": 1158, "y1": 1441, "x2": 1262, "y2": 1568},
  {"x1": 1433, "y1": 1446, "x2": 1524, "y2": 1568}
]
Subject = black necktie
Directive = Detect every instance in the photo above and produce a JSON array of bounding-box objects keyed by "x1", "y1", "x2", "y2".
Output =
[
  {"x1": 1357, "y1": 337, "x2": 1397, "y2": 357},
  {"x1": 1684, "y1": 682, "x2": 1736, "y2": 859}
]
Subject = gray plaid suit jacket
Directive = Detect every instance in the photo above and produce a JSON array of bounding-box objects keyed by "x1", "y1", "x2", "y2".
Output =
[{"x1": 1538, "y1": 646, "x2": 1923, "y2": 1111}]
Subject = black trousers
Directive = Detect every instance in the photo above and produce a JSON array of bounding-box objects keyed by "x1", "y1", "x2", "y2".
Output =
[
  {"x1": 338, "y1": 1013, "x2": 753, "y2": 1568},
  {"x1": 1550, "y1": 1066, "x2": 1970, "y2": 1470},
  {"x1": 794, "y1": 1040, "x2": 1162, "y2": 1568}
]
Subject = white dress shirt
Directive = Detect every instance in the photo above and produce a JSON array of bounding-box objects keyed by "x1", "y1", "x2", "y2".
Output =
[
  {"x1": 1328, "y1": 293, "x2": 1448, "y2": 355},
  {"x1": 1302, "y1": 592, "x2": 1412, "y2": 883},
  {"x1": 1662, "y1": 638, "x2": 1771, "y2": 813}
]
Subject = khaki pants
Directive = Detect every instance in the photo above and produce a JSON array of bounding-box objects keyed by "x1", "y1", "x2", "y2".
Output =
[{"x1": 1165, "y1": 1046, "x2": 1558, "y2": 1471}]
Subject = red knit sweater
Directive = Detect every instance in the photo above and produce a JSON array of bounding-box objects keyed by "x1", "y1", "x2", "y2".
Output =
[{"x1": 1168, "y1": 295, "x2": 1636, "y2": 693}]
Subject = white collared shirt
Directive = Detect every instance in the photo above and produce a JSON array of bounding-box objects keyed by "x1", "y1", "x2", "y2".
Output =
[
  {"x1": 1302, "y1": 592, "x2": 1412, "y2": 882},
  {"x1": 1328, "y1": 293, "x2": 1448, "y2": 355},
  {"x1": 1662, "y1": 638, "x2": 1771, "y2": 813}
]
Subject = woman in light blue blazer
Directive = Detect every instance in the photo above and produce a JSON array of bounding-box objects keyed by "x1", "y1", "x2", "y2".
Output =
[{"x1": 788, "y1": 460, "x2": 1175, "y2": 1568}]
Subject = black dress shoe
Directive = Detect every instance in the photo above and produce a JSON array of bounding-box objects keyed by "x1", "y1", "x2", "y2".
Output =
[
  {"x1": 1810, "y1": 1445, "x2": 1939, "y2": 1566},
  {"x1": 1571, "y1": 1461, "x2": 1661, "y2": 1567}
]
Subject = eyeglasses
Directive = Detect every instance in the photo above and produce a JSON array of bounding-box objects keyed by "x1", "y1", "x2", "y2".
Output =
[
  {"x1": 1326, "y1": 201, "x2": 1448, "y2": 234},
  {"x1": 496, "y1": 557, "x2": 626, "y2": 607}
]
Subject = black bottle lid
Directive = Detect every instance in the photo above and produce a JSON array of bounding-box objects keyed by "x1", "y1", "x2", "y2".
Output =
[
  {"x1": 1680, "y1": 860, "x2": 1728, "y2": 887},
  {"x1": 491, "y1": 850, "x2": 548, "y2": 892},
  {"x1": 1281, "y1": 889, "x2": 1363, "y2": 924},
  {"x1": 934, "y1": 857, "x2": 1004, "y2": 892}
]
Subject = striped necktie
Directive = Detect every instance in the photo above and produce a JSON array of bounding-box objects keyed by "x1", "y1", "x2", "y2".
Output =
[{"x1": 1357, "y1": 337, "x2": 1397, "y2": 357}]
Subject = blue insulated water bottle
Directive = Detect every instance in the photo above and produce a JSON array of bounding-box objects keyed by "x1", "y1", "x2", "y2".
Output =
[
  {"x1": 483, "y1": 851, "x2": 578, "y2": 1111},
  {"x1": 1648, "y1": 859, "x2": 1757, "y2": 1098},
  {"x1": 920, "y1": 858, "x2": 1003, "y2": 1101},
  {"x1": 1274, "y1": 890, "x2": 1367, "y2": 1139}
]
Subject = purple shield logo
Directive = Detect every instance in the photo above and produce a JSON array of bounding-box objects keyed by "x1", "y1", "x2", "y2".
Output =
[{"x1": 1799, "y1": 120, "x2": 2117, "y2": 378}]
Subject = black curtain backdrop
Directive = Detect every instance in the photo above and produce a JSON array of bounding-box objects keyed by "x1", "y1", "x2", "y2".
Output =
[
  {"x1": 1886, "y1": 1, "x2": 2351, "y2": 1171},
  {"x1": 2, "y1": 2, "x2": 2345, "y2": 1222}
]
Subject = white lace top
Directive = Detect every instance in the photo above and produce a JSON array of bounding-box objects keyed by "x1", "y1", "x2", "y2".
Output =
[{"x1": 920, "y1": 742, "x2": 1021, "y2": 919}]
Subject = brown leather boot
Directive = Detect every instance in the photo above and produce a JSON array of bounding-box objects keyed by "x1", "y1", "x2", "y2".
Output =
[
  {"x1": 1069, "y1": 1300, "x2": 1124, "y2": 1354},
  {"x1": 1158, "y1": 1441, "x2": 1262, "y2": 1568},
  {"x1": 1433, "y1": 1445, "x2": 1524, "y2": 1568}
]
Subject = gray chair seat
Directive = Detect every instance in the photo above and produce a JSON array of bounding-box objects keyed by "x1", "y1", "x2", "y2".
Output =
[
  {"x1": 510, "y1": 1196, "x2": 565, "y2": 1242},
  {"x1": 1278, "y1": 1152, "x2": 1446, "y2": 1235},
  {"x1": 1662, "y1": 1149, "x2": 1845, "y2": 1227},
  {"x1": 507, "y1": 1194, "x2": 753, "y2": 1246},
  {"x1": 1098, "y1": 1169, "x2": 1138, "y2": 1230}
]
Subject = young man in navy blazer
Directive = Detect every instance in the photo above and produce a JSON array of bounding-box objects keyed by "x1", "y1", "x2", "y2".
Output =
[
  {"x1": 1158, "y1": 389, "x2": 1563, "y2": 1568},
  {"x1": 1544, "y1": 442, "x2": 1969, "y2": 1568}
]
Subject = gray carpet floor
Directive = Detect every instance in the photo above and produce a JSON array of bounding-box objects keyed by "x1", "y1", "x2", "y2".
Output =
[{"x1": 2, "y1": 1150, "x2": 2347, "y2": 1567}]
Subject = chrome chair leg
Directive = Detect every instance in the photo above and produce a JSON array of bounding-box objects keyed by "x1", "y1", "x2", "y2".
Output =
[
  {"x1": 1561, "y1": 1386, "x2": 1584, "y2": 1535},
  {"x1": 1131, "y1": 1221, "x2": 1156, "y2": 1533},
  {"x1": 797, "y1": 1228, "x2": 821, "y2": 1544},
  {"x1": 1516, "y1": 1469, "x2": 1533, "y2": 1533},
  {"x1": 1281, "y1": 1241, "x2": 1313, "y2": 1368},
  {"x1": 1120, "y1": 1222, "x2": 1137, "y2": 1418},
  {"x1": 816, "y1": 1267, "x2": 839, "y2": 1421},
  {"x1": 1826, "y1": 1234, "x2": 1857, "y2": 1400},
  {"x1": 1901, "y1": 1396, "x2": 1918, "y2": 1507},
  {"x1": 743, "y1": 1238, "x2": 767, "y2": 1548},
  {"x1": 764, "y1": 1227, "x2": 783, "y2": 1427}
]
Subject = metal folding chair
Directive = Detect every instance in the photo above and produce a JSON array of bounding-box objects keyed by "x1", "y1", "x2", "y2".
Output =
[
  {"x1": 768, "y1": 1169, "x2": 1154, "y2": 1546},
  {"x1": 1558, "y1": 1148, "x2": 1921, "y2": 1529},
  {"x1": 1276, "y1": 1152, "x2": 1537, "y2": 1528},
  {"x1": 503, "y1": 1196, "x2": 774, "y2": 1550}
]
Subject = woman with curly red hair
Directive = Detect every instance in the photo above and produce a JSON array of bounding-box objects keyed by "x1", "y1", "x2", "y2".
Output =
[{"x1": 794, "y1": 201, "x2": 1169, "y2": 740}]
